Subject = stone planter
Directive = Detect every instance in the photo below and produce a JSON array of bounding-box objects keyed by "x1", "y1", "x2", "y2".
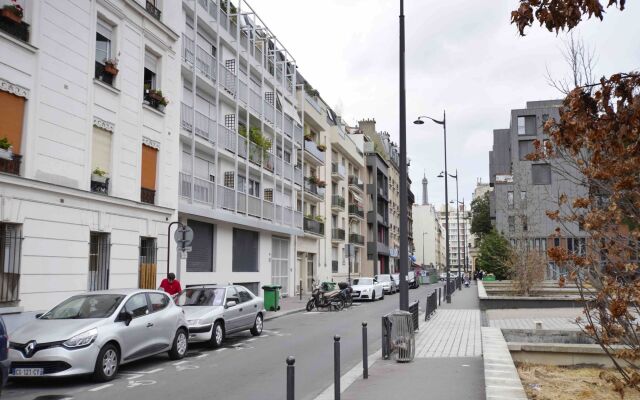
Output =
[{"x1": 0, "y1": 147, "x2": 13, "y2": 161}]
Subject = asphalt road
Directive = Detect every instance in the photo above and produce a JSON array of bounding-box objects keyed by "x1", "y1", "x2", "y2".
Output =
[{"x1": 3, "y1": 284, "x2": 436, "y2": 400}]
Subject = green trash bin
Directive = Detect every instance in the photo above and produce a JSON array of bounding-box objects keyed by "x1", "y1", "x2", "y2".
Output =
[
  {"x1": 262, "y1": 285, "x2": 282, "y2": 311},
  {"x1": 321, "y1": 281, "x2": 336, "y2": 291}
]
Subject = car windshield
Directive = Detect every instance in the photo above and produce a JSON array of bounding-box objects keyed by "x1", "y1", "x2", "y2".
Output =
[
  {"x1": 40, "y1": 294, "x2": 125, "y2": 319},
  {"x1": 176, "y1": 288, "x2": 226, "y2": 307},
  {"x1": 376, "y1": 275, "x2": 391, "y2": 282},
  {"x1": 354, "y1": 278, "x2": 373, "y2": 286},
  {"x1": 392, "y1": 274, "x2": 399, "y2": 281}
]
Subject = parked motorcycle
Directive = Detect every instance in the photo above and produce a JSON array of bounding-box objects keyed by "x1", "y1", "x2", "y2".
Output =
[
  {"x1": 338, "y1": 282, "x2": 353, "y2": 308},
  {"x1": 306, "y1": 283, "x2": 344, "y2": 311}
]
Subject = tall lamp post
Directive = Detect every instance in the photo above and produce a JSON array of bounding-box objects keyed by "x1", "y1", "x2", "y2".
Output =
[
  {"x1": 414, "y1": 112, "x2": 450, "y2": 303},
  {"x1": 447, "y1": 170, "x2": 462, "y2": 290},
  {"x1": 398, "y1": 0, "x2": 409, "y2": 311}
]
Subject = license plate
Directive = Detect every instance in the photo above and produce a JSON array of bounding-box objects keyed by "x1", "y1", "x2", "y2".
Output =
[
  {"x1": 353, "y1": 292, "x2": 360, "y2": 296},
  {"x1": 12, "y1": 368, "x2": 44, "y2": 376}
]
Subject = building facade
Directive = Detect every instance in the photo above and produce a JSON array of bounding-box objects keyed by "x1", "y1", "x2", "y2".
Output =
[
  {"x1": 489, "y1": 100, "x2": 589, "y2": 279},
  {"x1": 412, "y1": 175, "x2": 445, "y2": 270},
  {"x1": 0, "y1": 0, "x2": 181, "y2": 311},
  {"x1": 438, "y1": 204, "x2": 470, "y2": 275}
]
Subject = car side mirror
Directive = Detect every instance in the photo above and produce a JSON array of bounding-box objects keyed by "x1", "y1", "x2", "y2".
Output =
[
  {"x1": 119, "y1": 311, "x2": 133, "y2": 326},
  {"x1": 225, "y1": 297, "x2": 239, "y2": 308},
  {"x1": 35, "y1": 313, "x2": 43, "y2": 319}
]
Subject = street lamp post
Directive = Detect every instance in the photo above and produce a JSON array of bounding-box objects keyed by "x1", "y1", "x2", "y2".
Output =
[
  {"x1": 414, "y1": 112, "x2": 450, "y2": 303},
  {"x1": 449, "y1": 171, "x2": 462, "y2": 290},
  {"x1": 398, "y1": 0, "x2": 409, "y2": 311}
]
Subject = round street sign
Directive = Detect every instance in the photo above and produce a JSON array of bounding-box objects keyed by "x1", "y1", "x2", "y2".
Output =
[{"x1": 174, "y1": 225, "x2": 194, "y2": 250}]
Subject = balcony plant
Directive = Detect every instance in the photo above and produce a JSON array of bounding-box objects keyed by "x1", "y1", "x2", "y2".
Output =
[
  {"x1": 2, "y1": 1, "x2": 23, "y2": 24},
  {"x1": 144, "y1": 85, "x2": 169, "y2": 112},
  {"x1": 317, "y1": 144, "x2": 326, "y2": 152},
  {"x1": 0, "y1": 136, "x2": 13, "y2": 160},
  {"x1": 307, "y1": 175, "x2": 318, "y2": 184},
  {"x1": 314, "y1": 215, "x2": 324, "y2": 223},
  {"x1": 316, "y1": 180, "x2": 326, "y2": 188},
  {"x1": 103, "y1": 57, "x2": 119, "y2": 76},
  {"x1": 239, "y1": 125, "x2": 272, "y2": 159},
  {"x1": 304, "y1": 133, "x2": 313, "y2": 142},
  {"x1": 91, "y1": 167, "x2": 108, "y2": 183}
]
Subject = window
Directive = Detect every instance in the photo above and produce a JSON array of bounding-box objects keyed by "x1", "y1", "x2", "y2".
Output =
[
  {"x1": 235, "y1": 283, "x2": 260, "y2": 296},
  {"x1": 148, "y1": 293, "x2": 170, "y2": 312},
  {"x1": 507, "y1": 191, "x2": 514, "y2": 209},
  {"x1": 224, "y1": 171, "x2": 234, "y2": 188},
  {"x1": 518, "y1": 140, "x2": 535, "y2": 161},
  {"x1": 88, "y1": 232, "x2": 110, "y2": 291},
  {"x1": 124, "y1": 294, "x2": 149, "y2": 318},
  {"x1": 144, "y1": 51, "x2": 159, "y2": 91},
  {"x1": 248, "y1": 178, "x2": 260, "y2": 197},
  {"x1": 522, "y1": 216, "x2": 528, "y2": 231},
  {"x1": 187, "y1": 220, "x2": 214, "y2": 272},
  {"x1": 264, "y1": 188, "x2": 273, "y2": 202},
  {"x1": 226, "y1": 286, "x2": 238, "y2": 301},
  {"x1": 236, "y1": 287, "x2": 253, "y2": 303},
  {"x1": 554, "y1": 237, "x2": 560, "y2": 247},
  {"x1": 232, "y1": 228, "x2": 259, "y2": 272},
  {"x1": 517, "y1": 115, "x2": 536, "y2": 135},
  {"x1": 238, "y1": 175, "x2": 246, "y2": 193},
  {"x1": 138, "y1": 237, "x2": 157, "y2": 289},
  {"x1": 95, "y1": 19, "x2": 114, "y2": 85},
  {"x1": 531, "y1": 164, "x2": 551, "y2": 185},
  {"x1": 141, "y1": 144, "x2": 158, "y2": 204},
  {"x1": 508, "y1": 216, "x2": 515, "y2": 233},
  {"x1": 0, "y1": 223, "x2": 22, "y2": 303},
  {"x1": 194, "y1": 156, "x2": 215, "y2": 182},
  {"x1": 284, "y1": 150, "x2": 291, "y2": 164},
  {"x1": 91, "y1": 127, "x2": 112, "y2": 193},
  {"x1": 520, "y1": 191, "x2": 526, "y2": 206},
  {"x1": 0, "y1": 89, "x2": 26, "y2": 163}
]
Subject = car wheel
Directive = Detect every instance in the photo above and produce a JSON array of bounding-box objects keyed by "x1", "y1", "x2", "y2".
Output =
[
  {"x1": 250, "y1": 314, "x2": 263, "y2": 336},
  {"x1": 381, "y1": 291, "x2": 385, "y2": 300},
  {"x1": 371, "y1": 291, "x2": 376, "y2": 301},
  {"x1": 209, "y1": 321, "x2": 225, "y2": 348},
  {"x1": 93, "y1": 343, "x2": 119, "y2": 382},
  {"x1": 169, "y1": 328, "x2": 188, "y2": 360}
]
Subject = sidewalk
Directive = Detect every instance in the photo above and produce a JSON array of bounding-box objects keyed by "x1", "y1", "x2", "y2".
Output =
[
  {"x1": 264, "y1": 294, "x2": 308, "y2": 321},
  {"x1": 339, "y1": 283, "x2": 485, "y2": 400}
]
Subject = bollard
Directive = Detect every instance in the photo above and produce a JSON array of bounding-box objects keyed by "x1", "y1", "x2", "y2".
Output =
[
  {"x1": 362, "y1": 322, "x2": 368, "y2": 379},
  {"x1": 299, "y1": 280, "x2": 303, "y2": 301},
  {"x1": 334, "y1": 335, "x2": 341, "y2": 400},
  {"x1": 438, "y1": 287, "x2": 441, "y2": 306},
  {"x1": 287, "y1": 356, "x2": 295, "y2": 400}
]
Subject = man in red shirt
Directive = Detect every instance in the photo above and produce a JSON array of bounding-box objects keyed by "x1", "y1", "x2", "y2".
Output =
[{"x1": 159, "y1": 273, "x2": 182, "y2": 296}]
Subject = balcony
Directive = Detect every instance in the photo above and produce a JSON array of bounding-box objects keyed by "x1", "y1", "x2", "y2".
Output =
[
  {"x1": 304, "y1": 178, "x2": 325, "y2": 200},
  {"x1": 219, "y1": 62, "x2": 236, "y2": 96},
  {"x1": 367, "y1": 241, "x2": 390, "y2": 257},
  {"x1": 294, "y1": 167, "x2": 303, "y2": 186},
  {"x1": 331, "y1": 228, "x2": 345, "y2": 242},
  {"x1": 196, "y1": 44, "x2": 217, "y2": 82},
  {"x1": 304, "y1": 217, "x2": 324, "y2": 237},
  {"x1": 367, "y1": 210, "x2": 389, "y2": 226},
  {"x1": 348, "y1": 175, "x2": 364, "y2": 193},
  {"x1": 145, "y1": 1, "x2": 161, "y2": 20},
  {"x1": 331, "y1": 163, "x2": 346, "y2": 181},
  {"x1": 377, "y1": 185, "x2": 388, "y2": 199},
  {"x1": 331, "y1": 195, "x2": 345, "y2": 211},
  {"x1": 304, "y1": 140, "x2": 325, "y2": 164},
  {"x1": 0, "y1": 153, "x2": 21, "y2": 175},
  {"x1": 349, "y1": 233, "x2": 365, "y2": 246},
  {"x1": 348, "y1": 203, "x2": 364, "y2": 219},
  {"x1": 179, "y1": 172, "x2": 214, "y2": 205},
  {"x1": 141, "y1": 187, "x2": 155, "y2": 204},
  {"x1": 295, "y1": 211, "x2": 303, "y2": 229},
  {"x1": 0, "y1": 10, "x2": 29, "y2": 42},
  {"x1": 294, "y1": 124, "x2": 303, "y2": 146},
  {"x1": 180, "y1": 103, "x2": 216, "y2": 143}
]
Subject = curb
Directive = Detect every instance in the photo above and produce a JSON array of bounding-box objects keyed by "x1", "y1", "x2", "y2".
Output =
[{"x1": 264, "y1": 306, "x2": 306, "y2": 321}]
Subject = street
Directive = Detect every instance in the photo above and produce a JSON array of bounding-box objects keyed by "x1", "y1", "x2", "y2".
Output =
[{"x1": 2, "y1": 285, "x2": 434, "y2": 400}]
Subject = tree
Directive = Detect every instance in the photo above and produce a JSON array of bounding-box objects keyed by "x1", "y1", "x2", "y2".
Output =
[
  {"x1": 476, "y1": 230, "x2": 511, "y2": 280},
  {"x1": 508, "y1": 249, "x2": 546, "y2": 296},
  {"x1": 512, "y1": 0, "x2": 639, "y2": 394},
  {"x1": 470, "y1": 192, "x2": 492, "y2": 239}
]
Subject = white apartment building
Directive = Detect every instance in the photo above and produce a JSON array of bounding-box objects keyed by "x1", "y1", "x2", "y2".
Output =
[
  {"x1": 0, "y1": 0, "x2": 181, "y2": 312},
  {"x1": 438, "y1": 204, "x2": 471, "y2": 275},
  {"x1": 175, "y1": 0, "x2": 303, "y2": 297}
]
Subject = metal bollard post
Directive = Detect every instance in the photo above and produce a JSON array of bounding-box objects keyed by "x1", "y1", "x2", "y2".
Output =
[
  {"x1": 299, "y1": 280, "x2": 303, "y2": 301},
  {"x1": 438, "y1": 287, "x2": 441, "y2": 305},
  {"x1": 334, "y1": 335, "x2": 341, "y2": 400},
  {"x1": 287, "y1": 356, "x2": 295, "y2": 400},
  {"x1": 362, "y1": 322, "x2": 368, "y2": 379}
]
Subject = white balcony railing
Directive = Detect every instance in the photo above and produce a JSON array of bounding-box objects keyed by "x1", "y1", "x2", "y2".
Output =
[
  {"x1": 196, "y1": 45, "x2": 217, "y2": 81},
  {"x1": 218, "y1": 185, "x2": 235, "y2": 210},
  {"x1": 249, "y1": 89, "x2": 261, "y2": 114},
  {"x1": 283, "y1": 207, "x2": 293, "y2": 225},
  {"x1": 182, "y1": 34, "x2": 195, "y2": 65},
  {"x1": 194, "y1": 110, "x2": 216, "y2": 143},
  {"x1": 219, "y1": 63, "x2": 236, "y2": 96},
  {"x1": 193, "y1": 176, "x2": 215, "y2": 204},
  {"x1": 294, "y1": 123, "x2": 303, "y2": 145},
  {"x1": 238, "y1": 134, "x2": 247, "y2": 159},
  {"x1": 264, "y1": 201, "x2": 274, "y2": 220},
  {"x1": 283, "y1": 116, "x2": 294, "y2": 138},
  {"x1": 275, "y1": 156, "x2": 282, "y2": 176},
  {"x1": 237, "y1": 192, "x2": 246, "y2": 213},
  {"x1": 180, "y1": 102, "x2": 193, "y2": 133},
  {"x1": 264, "y1": 100, "x2": 275, "y2": 124},
  {"x1": 221, "y1": 124, "x2": 236, "y2": 153},
  {"x1": 248, "y1": 195, "x2": 261, "y2": 217},
  {"x1": 294, "y1": 167, "x2": 303, "y2": 185},
  {"x1": 283, "y1": 163, "x2": 292, "y2": 181},
  {"x1": 238, "y1": 79, "x2": 248, "y2": 104},
  {"x1": 180, "y1": 172, "x2": 192, "y2": 198},
  {"x1": 295, "y1": 211, "x2": 303, "y2": 229},
  {"x1": 305, "y1": 93, "x2": 323, "y2": 114}
]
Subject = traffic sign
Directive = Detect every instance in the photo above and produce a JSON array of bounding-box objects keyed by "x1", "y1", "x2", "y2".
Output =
[{"x1": 174, "y1": 225, "x2": 194, "y2": 251}]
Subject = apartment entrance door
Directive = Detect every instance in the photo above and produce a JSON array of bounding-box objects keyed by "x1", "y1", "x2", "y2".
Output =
[{"x1": 271, "y1": 237, "x2": 290, "y2": 296}]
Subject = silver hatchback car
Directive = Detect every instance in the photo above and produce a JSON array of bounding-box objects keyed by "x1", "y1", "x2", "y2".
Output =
[
  {"x1": 175, "y1": 285, "x2": 266, "y2": 347},
  {"x1": 8, "y1": 289, "x2": 188, "y2": 381}
]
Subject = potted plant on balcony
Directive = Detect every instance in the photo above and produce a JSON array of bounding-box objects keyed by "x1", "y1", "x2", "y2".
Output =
[
  {"x1": 314, "y1": 215, "x2": 324, "y2": 223},
  {"x1": 317, "y1": 144, "x2": 326, "y2": 152},
  {"x1": 103, "y1": 57, "x2": 119, "y2": 76},
  {"x1": 307, "y1": 175, "x2": 318, "y2": 185},
  {"x1": 304, "y1": 133, "x2": 313, "y2": 142},
  {"x1": 91, "y1": 167, "x2": 108, "y2": 183},
  {"x1": 316, "y1": 180, "x2": 326, "y2": 188},
  {"x1": 0, "y1": 137, "x2": 13, "y2": 160},
  {"x1": 2, "y1": 1, "x2": 23, "y2": 24}
]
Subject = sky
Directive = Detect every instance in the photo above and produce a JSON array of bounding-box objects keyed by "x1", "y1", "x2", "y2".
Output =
[{"x1": 248, "y1": 0, "x2": 640, "y2": 208}]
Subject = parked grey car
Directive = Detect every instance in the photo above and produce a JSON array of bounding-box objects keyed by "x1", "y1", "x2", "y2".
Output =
[
  {"x1": 8, "y1": 289, "x2": 188, "y2": 382},
  {"x1": 176, "y1": 285, "x2": 266, "y2": 347},
  {"x1": 375, "y1": 274, "x2": 397, "y2": 294}
]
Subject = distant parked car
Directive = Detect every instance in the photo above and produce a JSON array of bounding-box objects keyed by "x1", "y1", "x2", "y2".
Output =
[
  {"x1": 176, "y1": 285, "x2": 265, "y2": 348},
  {"x1": 407, "y1": 271, "x2": 419, "y2": 289},
  {"x1": 351, "y1": 278, "x2": 385, "y2": 301},
  {"x1": 1, "y1": 317, "x2": 9, "y2": 395},
  {"x1": 375, "y1": 274, "x2": 397, "y2": 294},
  {"x1": 8, "y1": 290, "x2": 188, "y2": 382}
]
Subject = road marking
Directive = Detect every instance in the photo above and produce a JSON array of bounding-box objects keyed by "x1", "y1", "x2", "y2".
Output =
[
  {"x1": 172, "y1": 361, "x2": 188, "y2": 366},
  {"x1": 141, "y1": 368, "x2": 164, "y2": 374},
  {"x1": 195, "y1": 353, "x2": 208, "y2": 358},
  {"x1": 314, "y1": 349, "x2": 382, "y2": 400},
  {"x1": 177, "y1": 364, "x2": 199, "y2": 371},
  {"x1": 119, "y1": 373, "x2": 144, "y2": 380},
  {"x1": 127, "y1": 380, "x2": 156, "y2": 388},
  {"x1": 230, "y1": 343, "x2": 243, "y2": 347},
  {"x1": 89, "y1": 384, "x2": 113, "y2": 392},
  {"x1": 216, "y1": 347, "x2": 227, "y2": 352},
  {"x1": 246, "y1": 338, "x2": 256, "y2": 342}
]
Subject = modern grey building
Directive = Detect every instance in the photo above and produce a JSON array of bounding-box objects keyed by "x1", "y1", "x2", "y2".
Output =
[{"x1": 489, "y1": 100, "x2": 589, "y2": 278}]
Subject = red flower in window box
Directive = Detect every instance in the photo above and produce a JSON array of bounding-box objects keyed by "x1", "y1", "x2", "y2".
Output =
[{"x1": 2, "y1": 1, "x2": 23, "y2": 24}]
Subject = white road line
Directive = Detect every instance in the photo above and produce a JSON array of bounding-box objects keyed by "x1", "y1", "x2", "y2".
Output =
[
  {"x1": 230, "y1": 343, "x2": 243, "y2": 347},
  {"x1": 89, "y1": 384, "x2": 113, "y2": 392},
  {"x1": 313, "y1": 349, "x2": 382, "y2": 400},
  {"x1": 195, "y1": 353, "x2": 208, "y2": 359},
  {"x1": 172, "y1": 361, "x2": 188, "y2": 366},
  {"x1": 217, "y1": 347, "x2": 227, "y2": 352},
  {"x1": 119, "y1": 373, "x2": 144, "y2": 380},
  {"x1": 246, "y1": 338, "x2": 256, "y2": 342},
  {"x1": 141, "y1": 368, "x2": 164, "y2": 374}
]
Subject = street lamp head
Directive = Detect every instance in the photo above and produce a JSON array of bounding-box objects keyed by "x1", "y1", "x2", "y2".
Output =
[
  {"x1": 437, "y1": 172, "x2": 445, "y2": 178},
  {"x1": 413, "y1": 118, "x2": 425, "y2": 125}
]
